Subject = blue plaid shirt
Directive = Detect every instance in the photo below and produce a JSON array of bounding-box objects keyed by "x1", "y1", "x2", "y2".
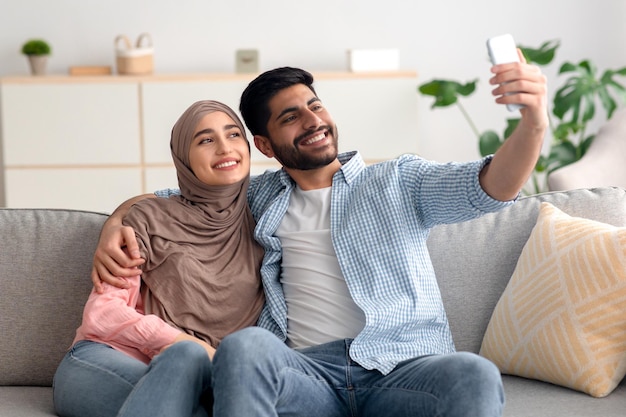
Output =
[{"x1": 157, "y1": 151, "x2": 513, "y2": 374}]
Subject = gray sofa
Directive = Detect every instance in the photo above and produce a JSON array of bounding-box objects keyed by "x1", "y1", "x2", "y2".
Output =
[{"x1": 1, "y1": 186, "x2": 626, "y2": 416}]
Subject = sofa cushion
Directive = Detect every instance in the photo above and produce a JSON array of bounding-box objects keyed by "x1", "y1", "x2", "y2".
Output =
[
  {"x1": 480, "y1": 202, "x2": 626, "y2": 397},
  {"x1": 0, "y1": 387, "x2": 56, "y2": 417},
  {"x1": 0, "y1": 209, "x2": 108, "y2": 386},
  {"x1": 548, "y1": 108, "x2": 626, "y2": 191},
  {"x1": 502, "y1": 375, "x2": 626, "y2": 416},
  {"x1": 429, "y1": 187, "x2": 626, "y2": 354}
]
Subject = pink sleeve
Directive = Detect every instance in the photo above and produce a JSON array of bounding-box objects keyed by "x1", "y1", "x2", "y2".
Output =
[{"x1": 79, "y1": 275, "x2": 181, "y2": 359}]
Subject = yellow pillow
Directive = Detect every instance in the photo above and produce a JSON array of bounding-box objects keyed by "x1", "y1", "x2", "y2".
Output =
[{"x1": 480, "y1": 202, "x2": 626, "y2": 397}]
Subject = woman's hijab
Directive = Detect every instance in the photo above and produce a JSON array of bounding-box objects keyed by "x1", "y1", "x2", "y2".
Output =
[{"x1": 123, "y1": 100, "x2": 265, "y2": 347}]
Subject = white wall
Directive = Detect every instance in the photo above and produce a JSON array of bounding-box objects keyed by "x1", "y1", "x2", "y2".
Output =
[{"x1": 1, "y1": 0, "x2": 625, "y2": 164}]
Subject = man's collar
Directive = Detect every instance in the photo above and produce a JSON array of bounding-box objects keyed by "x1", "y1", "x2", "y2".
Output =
[{"x1": 336, "y1": 151, "x2": 364, "y2": 184}]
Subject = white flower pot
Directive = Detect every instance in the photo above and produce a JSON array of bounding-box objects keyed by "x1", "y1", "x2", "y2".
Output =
[{"x1": 27, "y1": 55, "x2": 48, "y2": 76}]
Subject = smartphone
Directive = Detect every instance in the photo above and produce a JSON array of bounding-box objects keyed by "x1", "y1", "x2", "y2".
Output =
[{"x1": 486, "y1": 34, "x2": 524, "y2": 111}]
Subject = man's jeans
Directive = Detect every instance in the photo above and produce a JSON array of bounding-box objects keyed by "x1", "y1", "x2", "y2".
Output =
[
  {"x1": 53, "y1": 340, "x2": 212, "y2": 417},
  {"x1": 213, "y1": 327, "x2": 504, "y2": 417}
]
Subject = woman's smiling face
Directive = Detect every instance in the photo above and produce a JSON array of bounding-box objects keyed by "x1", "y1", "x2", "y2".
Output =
[{"x1": 188, "y1": 111, "x2": 250, "y2": 186}]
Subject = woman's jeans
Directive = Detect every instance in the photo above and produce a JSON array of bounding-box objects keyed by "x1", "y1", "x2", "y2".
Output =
[
  {"x1": 53, "y1": 340, "x2": 212, "y2": 417},
  {"x1": 212, "y1": 327, "x2": 504, "y2": 417}
]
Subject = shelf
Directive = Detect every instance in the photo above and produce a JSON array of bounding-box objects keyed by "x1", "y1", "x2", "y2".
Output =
[{"x1": 0, "y1": 70, "x2": 418, "y2": 85}]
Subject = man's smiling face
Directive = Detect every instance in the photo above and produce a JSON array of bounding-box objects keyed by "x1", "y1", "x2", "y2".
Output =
[{"x1": 257, "y1": 83, "x2": 338, "y2": 170}]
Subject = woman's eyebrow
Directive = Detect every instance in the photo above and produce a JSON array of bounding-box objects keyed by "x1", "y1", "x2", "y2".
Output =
[{"x1": 193, "y1": 128, "x2": 215, "y2": 139}]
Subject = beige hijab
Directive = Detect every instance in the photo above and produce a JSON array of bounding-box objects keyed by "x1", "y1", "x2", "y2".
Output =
[{"x1": 123, "y1": 100, "x2": 264, "y2": 348}]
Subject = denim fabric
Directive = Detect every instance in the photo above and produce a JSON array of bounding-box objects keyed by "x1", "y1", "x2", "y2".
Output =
[
  {"x1": 212, "y1": 327, "x2": 504, "y2": 417},
  {"x1": 53, "y1": 340, "x2": 212, "y2": 417}
]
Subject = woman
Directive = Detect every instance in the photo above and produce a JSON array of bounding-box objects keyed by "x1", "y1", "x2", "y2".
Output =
[{"x1": 53, "y1": 100, "x2": 265, "y2": 417}]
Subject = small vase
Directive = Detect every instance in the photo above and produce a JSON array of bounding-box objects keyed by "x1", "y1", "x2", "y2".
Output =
[{"x1": 27, "y1": 55, "x2": 48, "y2": 76}]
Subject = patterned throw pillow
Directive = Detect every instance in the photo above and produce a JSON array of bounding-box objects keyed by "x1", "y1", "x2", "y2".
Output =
[{"x1": 480, "y1": 202, "x2": 626, "y2": 397}]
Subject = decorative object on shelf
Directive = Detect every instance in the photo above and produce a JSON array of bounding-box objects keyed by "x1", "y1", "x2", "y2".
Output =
[
  {"x1": 347, "y1": 49, "x2": 399, "y2": 72},
  {"x1": 115, "y1": 33, "x2": 154, "y2": 75},
  {"x1": 21, "y1": 38, "x2": 51, "y2": 76},
  {"x1": 69, "y1": 66, "x2": 112, "y2": 76},
  {"x1": 235, "y1": 49, "x2": 259, "y2": 74}
]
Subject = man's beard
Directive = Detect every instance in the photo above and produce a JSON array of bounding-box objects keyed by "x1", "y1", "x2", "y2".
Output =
[{"x1": 269, "y1": 125, "x2": 339, "y2": 171}]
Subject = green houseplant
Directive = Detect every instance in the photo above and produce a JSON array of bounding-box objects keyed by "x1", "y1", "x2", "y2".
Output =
[
  {"x1": 21, "y1": 39, "x2": 51, "y2": 56},
  {"x1": 418, "y1": 40, "x2": 626, "y2": 194},
  {"x1": 21, "y1": 39, "x2": 51, "y2": 76}
]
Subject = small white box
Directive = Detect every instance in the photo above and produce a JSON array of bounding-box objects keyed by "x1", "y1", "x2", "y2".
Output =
[{"x1": 347, "y1": 49, "x2": 399, "y2": 72}]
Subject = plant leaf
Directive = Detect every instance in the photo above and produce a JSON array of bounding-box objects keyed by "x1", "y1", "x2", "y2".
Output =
[
  {"x1": 534, "y1": 155, "x2": 548, "y2": 173},
  {"x1": 558, "y1": 61, "x2": 578, "y2": 74},
  {"x1": 418, "y1": 79, "x2": 478, "y2": 108},
  {"x1": 597, "y1": 85, "x2": 616, "y2": 119},
  {"x1": 581, "y1": 91, "x2": 596, "y2": 123},
  {"x1": 553, "y1": 121, "x2": 581, "y2": 141},
  {"x1": 478, "y1": 130, "x2": 503, "y2": 156},
  {"x1": 546, "y1": 141, "x2": 578, "y2": 173},
  {"x1": 553, "y1": 82, "x2": 582, "y2": 121},
  {"x1": 579, "y1": 134, "x2": 595, "y2": 157},
  {"x1": 552, "y1": 60, "x2": 603, "y2": 125},
  {"x1": 519, "y1": 40, "x2": 559, "y2": 66}
]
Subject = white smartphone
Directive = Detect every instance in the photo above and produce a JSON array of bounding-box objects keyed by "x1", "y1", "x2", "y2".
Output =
[{"x1": 486, "y1": 34, "x2": 524, "y2": 112}]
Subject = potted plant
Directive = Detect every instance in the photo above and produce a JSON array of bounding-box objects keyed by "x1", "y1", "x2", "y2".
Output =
[
  {"x1": 21, "y1": 39, "x2": 51, "y2": 76},
  {"x1": 418, "y1": 40, "x2": 626, "y2": 194}
]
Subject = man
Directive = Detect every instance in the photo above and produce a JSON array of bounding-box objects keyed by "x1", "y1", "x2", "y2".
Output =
[{"x1": 94, "y1": 56, "x2": 547, "y2": 416}]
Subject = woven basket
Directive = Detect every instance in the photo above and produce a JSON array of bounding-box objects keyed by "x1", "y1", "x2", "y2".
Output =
[{"x1": 115, "y1": 33, "x2": 153, "y2": 75}]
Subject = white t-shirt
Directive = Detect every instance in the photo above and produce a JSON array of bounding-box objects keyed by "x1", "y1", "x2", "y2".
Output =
[{"x1": 275, "y1": 186, "x2": 366, "y2": 348}]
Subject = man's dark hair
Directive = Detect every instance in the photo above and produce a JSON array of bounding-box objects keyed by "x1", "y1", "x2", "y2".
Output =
[{"x1": 239, "y1": 67, "x2": 316, "y2": 137}]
